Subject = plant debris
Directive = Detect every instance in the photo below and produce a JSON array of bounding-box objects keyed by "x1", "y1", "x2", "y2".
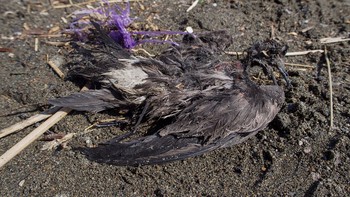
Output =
[{"x1": 67, "y1": 1, "x2": 189, "y2": 49}]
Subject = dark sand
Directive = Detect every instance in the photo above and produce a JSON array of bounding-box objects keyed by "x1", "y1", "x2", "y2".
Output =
[{"x1": 1, "y1": 0, "x2": 349, "y2": 196}]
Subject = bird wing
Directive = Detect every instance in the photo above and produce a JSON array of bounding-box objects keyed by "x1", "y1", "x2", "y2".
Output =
[
  {"x1": 77, "y1": 86, "x2": 283, "y2": 166},
  {"x1": 48, "y1": 89, "x2": 127, "y2": 113},
  {"x1": 77, "y1": 134, "x2": 219, "y2": 166},
  {"x1": 158, "y1": 89, "x2": 270, "y2": 142}
]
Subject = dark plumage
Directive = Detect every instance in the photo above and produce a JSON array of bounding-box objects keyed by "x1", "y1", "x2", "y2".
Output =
[{"x1": 50, "y1": 24, "x2": 287, "y2": 166}]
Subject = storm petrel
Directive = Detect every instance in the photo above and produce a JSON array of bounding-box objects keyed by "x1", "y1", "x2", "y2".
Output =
[{"x1": 50, "y1": 24, "x2": 287, "y2": 166}]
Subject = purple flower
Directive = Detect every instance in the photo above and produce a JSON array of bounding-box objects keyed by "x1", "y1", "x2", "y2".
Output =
[{"x1": 67, "y1": 0, "x2": 189, "y2": 49}]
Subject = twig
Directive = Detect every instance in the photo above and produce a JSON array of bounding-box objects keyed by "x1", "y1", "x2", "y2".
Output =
[
  {"x1": 270, "y1": 24, "x2": 275, "y2": 39},
  {"x1": 0, "y1": 48, "x2": 14, "y2": 53},
  {"x1": 225, "y1": 50, "x2": 324, "y2": 57},
  {"x1": 131, "y1": 48, "x2": 155, "y2": 57},
  {"x1": 41, "y1": 133, "x2": 76, "y2": 151},
  {"x1": 0, "y1": 86, "x2": 88, "y2": 169},
  {"x1": 0, "y1": 107, "x2": 60, "y2": 139},
  {"x1": 34, "y1": 38, "x2": 39, "y2": 52},
  {"x1": 320, "y1": 37, "x2": 350, "y2": 44},
  {"x1": 285, "y1": 50, "x2": 324, "y2": 56},
  {"x1": 285, "y1": 62, "x2": 314, "y2": 68},
  {"x1": 224, "y1": 51, "x2": 245, "y2": 56},
  {"x1": 187, "y1": 0, "x2": 200, "y2": 12},
  {"x1": 47, "y1": 55, "x2": 65, "y2": 79},
  {"x1": 37, "y1": 34, "x2": 63, "y2": 38},
  {"x1": 301, "y1": 26, "x2": 314, "y2": 33},
  {"x1": 52, "y1": 0, "x2": 138, "y2": 9},
  {"x1": 0, "y1": 107, "x2": 72, "y2": 169},
  {"x1": 324, "y1": 47, "x2": 334, "y2": 129},
  {"x1": 44, "y1": 41, "x2": 70, "y2": 47}
]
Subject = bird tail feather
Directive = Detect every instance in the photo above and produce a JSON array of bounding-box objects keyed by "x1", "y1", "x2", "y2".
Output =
[{"x1": 76, "y1": 134, "x2": 217, "y2": 166}]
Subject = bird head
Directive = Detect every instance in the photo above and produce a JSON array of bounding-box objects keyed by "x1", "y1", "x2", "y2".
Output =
[{"x1": 243, "y1": 39, "x2": 290, "y2": 87}]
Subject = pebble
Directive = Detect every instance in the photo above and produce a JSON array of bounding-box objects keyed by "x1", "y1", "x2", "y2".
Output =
[
  {"x1": 303, "y1": 146, "x2": 312, "y2": 154},
  {"x1": 84, "y1": 137, "x2": 93, "y2": 148},
  {"x1": 311, "y1": 172, "x2": 321, "y2": 181},
  {"x1": 18, "y1": 179, "x2": 25, "y2": 187},
  {"x1": 298, "y1": 140, "x2": 303, "y2": 146}
]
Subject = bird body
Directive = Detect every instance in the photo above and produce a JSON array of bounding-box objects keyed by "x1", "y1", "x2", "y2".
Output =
[{"x1": 50, "y1": 28, "x2": 286, "y2": 166}]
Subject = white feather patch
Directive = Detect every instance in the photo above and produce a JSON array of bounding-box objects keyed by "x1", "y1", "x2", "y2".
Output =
[{"x1": 103, "y1": 59, "x2": 148, "y2": 94}]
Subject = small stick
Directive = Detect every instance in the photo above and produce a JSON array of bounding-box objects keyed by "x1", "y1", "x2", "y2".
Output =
[
  {"x1": 0, "y1": 86, "x2": 88, "y2": 169},
  {"x1": 286, "y1": 67, "x2": 308, "y2": 72},
  {"x1": 34, "y1": 38, "x2": 39, "y2": 52},
  {"x1": 285, "y1": 50, "x2": 324, "y2": 56},
  {"x1": 224, "y1": 51, "x2": 245, "y2": 56},
  {"x1": 47, "y1": 55, "x2": 65, "y2": 79},
  {"x1": 301, "y1": 26, "x2": 314, "y2": 33},
  {"x1": 44, "y1": 41, "x2": 70, "y2": 47},
  {"x1": 187, "y1": 0, "x2": 200, "y2": 12},
  {"x1": 270, "y1": 24, "x2": 275, "y2": 39},
  {"x1": 285, "y1": 62, "x2": 314, "y2": 68},
  {"x1": 225, "y1": 50, "x2": 324, "y2": 57},
  {"x1": 324, "y1": 47, "x2": 334, "y2": 129},
  {"x1": 131, "y1": 48, "x2": 155, "y2": 57},
  {"x1": 53, "y1": 0, "x2": 138, "y2": 9},
  {"x1": 0, "y1": 107, "x2": 72, "y2": 169},
  {"x1": 320, "y1": 37, "x2": 350, "y2": 44},
  {"x1": 41, "y1": 133, "x2": 76, "y2": 151},
  {"x1": 0, "y1": 47, "x2": 14, "y2": 53},
  {"x1": 0, "y1": 107, "x2": 60, "y2": 139},
  {"x1": 37, "y1": 34, "x2": 63, "y2": 38}
]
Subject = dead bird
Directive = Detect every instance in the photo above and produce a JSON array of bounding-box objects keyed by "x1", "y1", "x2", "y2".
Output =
[{"x1": 49, "y1": 24, "x2": 288, "y2": 166}]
